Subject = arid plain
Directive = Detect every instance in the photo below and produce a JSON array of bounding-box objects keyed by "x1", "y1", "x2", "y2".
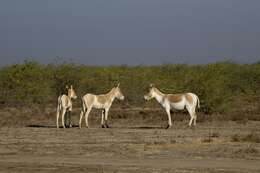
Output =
[{"x1": 0, "y1": 107, "x2": 260, "y2": 173}]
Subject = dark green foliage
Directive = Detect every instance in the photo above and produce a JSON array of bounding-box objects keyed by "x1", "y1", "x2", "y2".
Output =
[
  {"x1": 0, "y1": 60, "x2": 259, "y2": 115},
  {"x1": 0, "y1": 61, "x2": 54, "y2": 104},
  {"x1": 51, "y1": 63, "x2": 81, "y2": 96}
]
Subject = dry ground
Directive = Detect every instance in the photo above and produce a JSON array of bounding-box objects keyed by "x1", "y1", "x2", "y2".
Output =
[{"x1": 0, "y1": 106, "x2": 260, "y2": 172}]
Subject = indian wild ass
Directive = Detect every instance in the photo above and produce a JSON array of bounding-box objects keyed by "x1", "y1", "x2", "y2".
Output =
[
  {"x1": 79, "y1": 83, "x2": 124, "y2": 128},
  {"x1": 144, "y1": 84, "x2": 200, "y2": 128},
  {"x1": 56, "y1": 85, "x2": 77, "y2": 128}
]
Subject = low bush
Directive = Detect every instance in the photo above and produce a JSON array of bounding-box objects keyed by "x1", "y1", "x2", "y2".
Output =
[{"x1": 0, "y1": 60, "x2": 259, "y2": 117}]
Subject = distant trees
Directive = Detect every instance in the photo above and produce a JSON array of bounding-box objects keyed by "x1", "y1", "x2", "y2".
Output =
[{"x1": 0, "y1": 60, "x2": 259, "y2": 114}]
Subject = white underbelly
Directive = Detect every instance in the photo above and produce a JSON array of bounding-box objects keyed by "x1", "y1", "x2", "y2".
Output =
[
  {"x1": 93, "y1": 103, "x2": 105, "y2": 109},
  {"x1": 92, "y1": 100, "x2": 110, "y2": 109},
  {"x1": 170, "y1": 101, "x2": 185, "y2": 110}
]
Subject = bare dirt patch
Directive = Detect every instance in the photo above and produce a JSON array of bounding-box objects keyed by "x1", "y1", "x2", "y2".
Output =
[{"x1": 0, "y1": 107, "x2": 260, "y2": 172}]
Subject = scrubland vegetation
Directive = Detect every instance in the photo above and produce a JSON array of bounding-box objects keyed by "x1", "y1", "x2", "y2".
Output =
[
  {"x1": 1, "y1": 60, "x2": 260, "y2": 172},
  {"x1": 0, "y1": 60, "x2": 259, "y2": 118}
]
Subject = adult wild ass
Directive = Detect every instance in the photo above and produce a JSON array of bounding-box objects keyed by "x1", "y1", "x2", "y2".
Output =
[
  {"x1": 144, "y1": 84, "x2": 200, "y2": 129},
  {"x1": 56, "y1": 85, "x2": 77, "y2": 128},
  {"x1": 79, "y1": 83, "x2": 124, "y2": 128}
]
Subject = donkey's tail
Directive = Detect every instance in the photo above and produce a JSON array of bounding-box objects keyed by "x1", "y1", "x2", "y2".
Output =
[{"x1": 197, "y1": 96, "x2": 200, "y2": 109}]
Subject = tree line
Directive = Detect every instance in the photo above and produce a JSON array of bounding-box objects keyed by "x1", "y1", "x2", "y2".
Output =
[{"x1": 0, "y1": 60, "x2": 259, "y2": 115}]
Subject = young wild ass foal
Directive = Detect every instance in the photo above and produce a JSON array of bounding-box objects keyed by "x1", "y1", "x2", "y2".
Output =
[
  {"x1": 79, "y1": 83, "x2": 124, "y2": 128},
  {"x1": 144, "y1": 84, "x2": 200, "y2": 129},
  {"x1": 56, "y1": 85, "x2": 77, "y2": 128}
]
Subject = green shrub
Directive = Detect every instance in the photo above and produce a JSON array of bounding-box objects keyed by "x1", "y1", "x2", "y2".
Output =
[{"x1": 0, "y1": 60, "x2": 259, "y2": 116}]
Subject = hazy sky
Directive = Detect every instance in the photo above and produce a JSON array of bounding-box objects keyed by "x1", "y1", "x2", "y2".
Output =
[{"x1": 1, "y1": 0, "x2": 260, "y2": 66}]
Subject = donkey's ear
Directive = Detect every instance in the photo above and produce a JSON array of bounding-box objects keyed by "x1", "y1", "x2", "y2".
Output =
[
  {"x1": 70, "y1": 85, "x2": 73, "y2": 89},
  {"x1": 66, "y1": 85, "x2": 69, "y2": 89},
  {"x1": 117, "y1": 83, "x2": 120, "y2": 88},
  {"x1": 150, "y1": 83, "x2": 154, "y2": 88}
]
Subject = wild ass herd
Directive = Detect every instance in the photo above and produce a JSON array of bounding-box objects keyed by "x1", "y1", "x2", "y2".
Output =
[{"x1": 56, "y1": 84, "x2": 200, "y2": 129}]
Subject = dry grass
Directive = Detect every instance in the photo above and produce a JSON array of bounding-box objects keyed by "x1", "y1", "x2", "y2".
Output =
[
  {"x1": 201, "y1": 137, "x2": 213, "y2": 143},
  {"x1": 234, "y1": 145, "x2": 259, "y2": 156},
  {"x1": 231, "y1": 132, "x2": 260, "y2": 143},
  {"x1": 201, "y1": 130, "x2": 220, "y2": 143}
]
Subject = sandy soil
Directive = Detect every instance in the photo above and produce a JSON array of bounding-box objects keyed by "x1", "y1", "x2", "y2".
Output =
[{"x1": 0, "y1": 107, "x2": 260, "y2": 172}]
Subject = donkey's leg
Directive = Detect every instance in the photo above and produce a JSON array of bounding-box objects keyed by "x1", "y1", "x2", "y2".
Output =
[
  {"x1": 165, "y1": 107, "x2": 172, "y2": 129},
  {"x1": 192, "y1": 104, "x2": 198, "y2": 126},
  {"x1": 187, "y1": 106, "x2": 194, "y2": 127},
  {"x1": 84, "y1": 108, "x2": 91, "y2": 128},
  {"x1": 64, "y1": 111, "x2": 68, "y2": 127},
  {"x1": 68, "y1": 111, "x2": 72, "y2": 128},
  {"x1": 189, "y1": 116, "x2": 194, "y2": 127},
  {"x1": 79, "y1": 102, "x2": 86, "y2": 129},
  {"x1": 61, "y1": 109, "x2": 67, "y2": 129},
  {"x1": 104, "y1": 109, "x2": 110, "y2": 128},
  {"x1": 56, "y1": 108, "x2": 60, "y2": 128},
  {"x1": 193, "y1": 113, "x2": 197, "y2": 126},
  {"x1": 79, "y1": 109, "x2": 84, "y2": 129},
  {"x1": 101, "y1": 109, "x2": 106, "y2": 128},
  {"x1": 192, "y1": 106, "x2": 197, "y2": 126}
]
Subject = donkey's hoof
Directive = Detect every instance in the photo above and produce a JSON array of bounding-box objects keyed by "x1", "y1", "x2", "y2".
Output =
[
  {"x1": 101, "y1": 125, "x2": 106, "y2": 128},
  {"x1": 190, "y1": 125, "x2": 196, "y2": 129},
  {"x1": 165, "y1": 125, "x2": 171, "y2": 129},
  {"x1": 105, "y1": 124, "x2": 110, "y2": 128}
]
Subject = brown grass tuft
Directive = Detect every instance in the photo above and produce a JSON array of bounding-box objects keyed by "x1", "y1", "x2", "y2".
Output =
[
  {"x1": 231, "y1": 132, "x2": 260, "y2": 143},
  {"x1": 235, "y1": 145, "x2": 259, "y2": 155}
]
